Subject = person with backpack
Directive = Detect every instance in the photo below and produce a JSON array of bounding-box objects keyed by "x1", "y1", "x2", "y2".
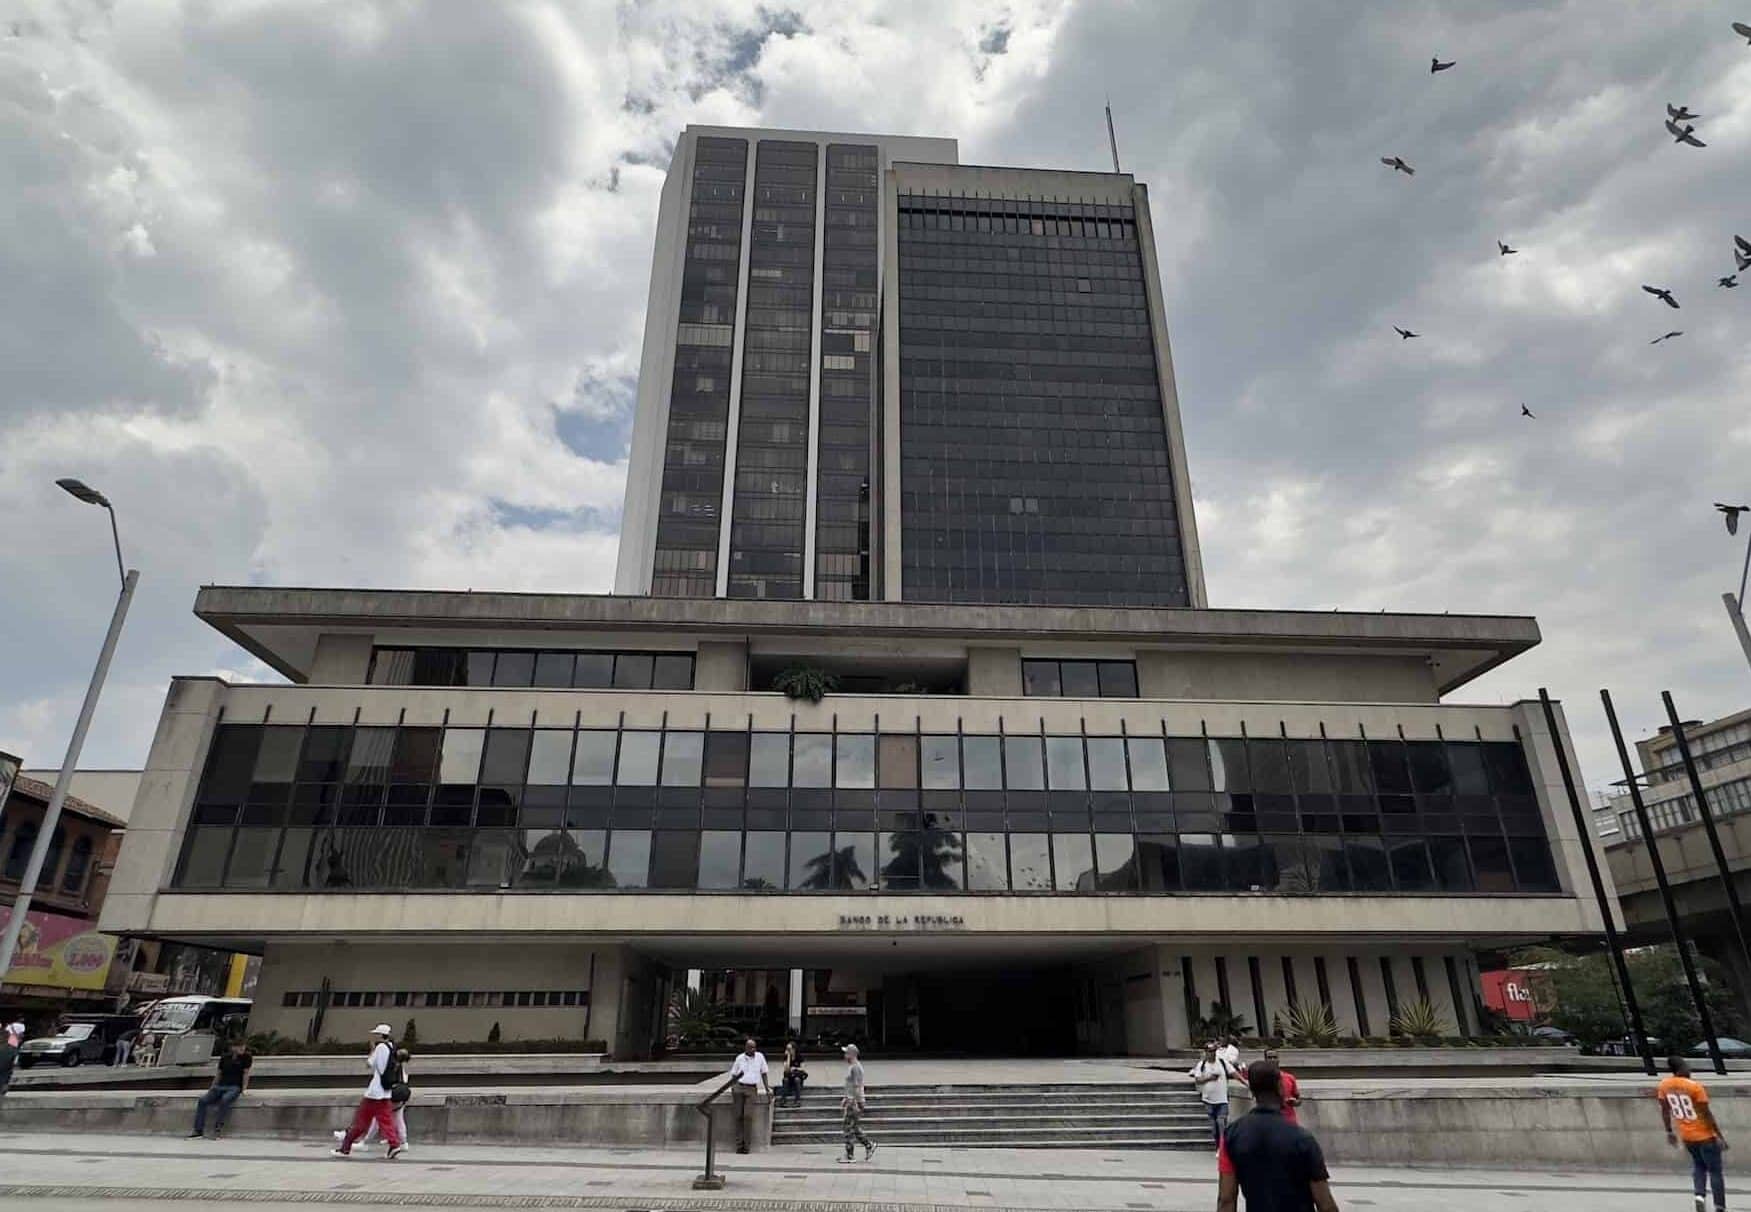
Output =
[
  {"x1": 335, "y1": 1047, "x2": 413, "y2": 1154},
  {"x1": 1189, "y1": 1039, "x2": 1238, "y2": 1150},
  {"x1": 330, "y1": 1025, "x2": 404, "y2": 1159}
]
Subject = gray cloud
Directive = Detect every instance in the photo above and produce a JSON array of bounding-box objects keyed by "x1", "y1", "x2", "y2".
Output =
[{"x1": 2, "y1": 0, "x2": 1747, "y2": 799}]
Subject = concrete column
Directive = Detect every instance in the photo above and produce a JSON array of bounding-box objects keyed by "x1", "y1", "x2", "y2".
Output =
[
  {"x1": 788, "y1": 968, "x2": 803, "y2": 1032},
  {"x1": 1161, "y1": 949, "x2": 1191, "y2": 1048},
  {"x1": 967, "y1": 647, "x2": 1023, "y2": 697},
  {"x1": 308, "y1": 633, "x2": 374, "y2": 684},
  {"x1": 694, "y1": 641, "x2": 749, "y2": 692}
]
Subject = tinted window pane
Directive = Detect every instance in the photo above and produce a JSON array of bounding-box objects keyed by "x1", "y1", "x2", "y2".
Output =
[
  {"x1": 1052, "y1": 833, "x2": 1095, "y2": 890},
  {"x1": 614, "y1": 654, "x2": 655, "y2": 689},
  {"x1": 652, "y1": 654, "x2": 694, "y2": 690},
  {"x1": 1509, "y1": 836, "x2": 1560, "y2": 892},
  {"x1": 390, "y1": 728, "x2": 440, "y2": 783},
  {"x1": 573, "y1": 653, "x2": 615, "y2": 687},
  {"x1": 177, "y1": 827, "x2": 232, "y2": 888},
  {"x1": 297, "y1": 727, "x2": 347, "y2": 783},
  {"x1": 696, "y1": 830, "x2": 741, "y2": 888},
  {"x1": 1136, "y1": 835, "x2": 1180, "y2": 890},
  {"x1": 1045, "y1": 737, "x2": 1087, "y2": 790},
  {"x1": 750, "y1": 733, "x2": 791, "y2": 786},
  {"x1": 480, "y1": 730, "x2": 531, "y2": 784},
  {"x1": 661, "y1": 732, "x2": 704, "y2": 786},
  {"x1": 793, "y1": 735, "x2": 832, "y2": 787},
  {"x1": 1022, "y1": 660, "x2": 1060, "y2": 697},
  {"x1": 963, "y1": 737, "x2": 1003, "y2": 789},
  {"x1": 1086, "y1": 739, "x2": 1128, "y2": 790},
  {"x1": 225, "y1": 828, "x2": 278, "y2": 888},
  {"x1": 965, "y1": 832, "x2": 1008, "y2": 889},
  {"x1": 1483, "y1": 743, "x2": 1535, "y2": 794},
  {"x1": 1009, "y1": 833, "x2": 1052, "y2": 890},
  {"x1": 466, "y1": 651, "x2": 496, "y2": 686},
  {"x1": 532, "y1": 652, "x2": 574, "y2": 687},
  {"x1": 607, "y1": 830, "x2": 651, "y2": 888},
  {"x1": 836, "y1": 735, "x2": 875, "y2": 788},
  {"x1": 878, "y1": 734, "x2": 918, "y2": 789},
  {"x1": 920, "y1": 828, "x2": 963, "y2": 890},
  {"x1": 439, "y1": 729, "x2": 485, "y2": 784},
  {"x1": 1208, "y1": 739, "x2": 1248, "y2": 791},
  {"x1": 1167, "y1": 739, "x2": 1211, "y2": 791},
  {"x1": 788, "y1": 831, "x2": 834, "y2": 889},
  {"x1": 742, "y1": 831, "x2": 785, "y2": 890},
  {"x1": 1287, "y1": 741, "x2": 1333, "y2": 793},
  {"x1": 705, "y1": 732, "x2": 749, "y2": 787},
  {"x1": 879, "y1": 832, "x2": 919, "y2": 890},
  {"x1": 571, "y1": 731, "x2": 617, "y2": 784},
  {"x1": 1368, "y1": 742, "x2": 1412, "y2": 794},
  {"x1": 617, "y1": 733, "x2": 661, "y2": 785},
  {"x1": 493, "y1": 652, "x2": 535, "y2": 687},
  {"x1": 1126, "y1": 738, "x2": 1169, "y2": 791},
  {"x1": 1447, "y1": 743, "x2": 1490, "y2": 794},
  {"x1": 1346, "y1": 836, "x2": 1392, "y2": 891},
  {"x1": 1406, "y1": 743, "x2": 1453, "y2": 794},
  {"x1": 1247, "y1": 738, "x2": 1291, "y2": 792},
  {"x1": 254, "y1": 726, "x2": 303, "y2": 783},
  {"x1": 1180, "y1": 833, "x2": 1223, "y2": 890},
  {"x1": 1328, "y1": 742, "x2": 1372, "y2": 793},
  {"x1": 1428, "y1": 836, "x2": 1473, "y2": 891},
  {"x1": 1097, "y1": 662, "x2": 1138, "y2": 698},
  {"x1": 200, "y1": 725, "x2": 261, "y2": 805},
  {"x1": 1059, "y1": 662, "x2": 1101, "y2": 697},
  {"x1": 1004, "y1": 737, "x2": 1044, "y2": 789},
  {"x1": 835, "y1": 832, "x2": 874, "y2": 890},
  {"x1": 527, "y1": 732, "x2": 572, "y2": 785},
  {"x1": 921, "y1": 736, "x2": 960, "y2": 789},
  {"x1": 1467, "y1": 833, "x2": 1514, "y2": 892},
  {"x1": 1388, "y1": 838, "x2": 1434, "y2": 891},
  {"x1": 1094, "y1": 833, "x2": 1137, "y2": 890}
]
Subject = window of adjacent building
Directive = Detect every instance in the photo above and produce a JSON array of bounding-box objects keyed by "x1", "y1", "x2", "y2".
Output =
[{"x1": 367, "y1": 647, "x2": 694, "y2": 691}]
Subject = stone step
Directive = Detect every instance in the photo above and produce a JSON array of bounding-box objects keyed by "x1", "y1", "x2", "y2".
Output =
[
  {"x1": 775, "y1": 1107, "x2": 1209, "y2": 1126},
  {"x1": 777, "y1": 1096, "x2": 1201, "y2": 1113},
  {"x1": 771, "y1": 1124, "x2": 1212, "y2": 1149}
]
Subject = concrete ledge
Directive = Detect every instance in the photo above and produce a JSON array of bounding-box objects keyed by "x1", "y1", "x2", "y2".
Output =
[{"x1": 0, "y1": 1086, "x2": 771, "y2": 1150}]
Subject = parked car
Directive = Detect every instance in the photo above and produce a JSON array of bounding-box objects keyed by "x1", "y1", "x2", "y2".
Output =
[
  {"x1": 1687, "y1": 1037, "x2": 1751, "y2": 1058},
  {"x1": 15, "y1": 1015, "x2": 139, "y2": 1068},
  {"x1": 1531, "y1": 1025, "x2": 1576, "y2": 1044},
  {"x1": 1593, "y1": 1034, "x2": 1664, "y2": 1057}
]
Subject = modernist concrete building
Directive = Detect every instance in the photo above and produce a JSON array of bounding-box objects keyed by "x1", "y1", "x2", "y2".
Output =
[
  {"x1": 98, "y1": 125, "x2": 1610, "y2": 1055},
  {"x1": 97, "y1": 589, "x2": 1608, "y2": 1054},
  {"x1": 615, "y1": 126, "x2": 1204, "y2": 609}
]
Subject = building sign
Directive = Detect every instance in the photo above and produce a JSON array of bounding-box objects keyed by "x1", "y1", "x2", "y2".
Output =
[
  {"x1": 807, "y1": 1005, "x2": 868, "y2": 1017},
  {"x1": 0, "y1": 907, "x2": 117, "y2": 991},
  {"x1": 837, "y1": 914, "x2": 967, "y2": 930},
  {"x1": 1481, "y1": 968, "x2": 1552, "y2": 1022}
]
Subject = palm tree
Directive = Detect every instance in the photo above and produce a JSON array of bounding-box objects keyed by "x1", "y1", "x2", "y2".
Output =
[{"x1": 800, "y1": 844, "x2": 866, "y2": 890}]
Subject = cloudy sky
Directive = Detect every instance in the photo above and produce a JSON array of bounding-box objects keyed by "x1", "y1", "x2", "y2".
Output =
[{"x1": 3, "y1": 0, "x2": 1748, "y2": 796}]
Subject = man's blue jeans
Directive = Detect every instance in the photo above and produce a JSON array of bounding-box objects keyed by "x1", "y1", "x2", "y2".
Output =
[
  {"x1": 1205, "y1": 1102, "x2": 1228, "y2": 1146},
  {"x1": 192, "y1": 1084, "x2": 242, "y2": 1136},
  {"x1": 1688, "y1": 1140, "x2": 1726, "y2": 1210}
]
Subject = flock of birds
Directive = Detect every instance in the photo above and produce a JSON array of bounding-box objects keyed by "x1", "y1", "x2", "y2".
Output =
[{"x1": 1378, "y1": 25, "x2": 1751, "y2": 420}]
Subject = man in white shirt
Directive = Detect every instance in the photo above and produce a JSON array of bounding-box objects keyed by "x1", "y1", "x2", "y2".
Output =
[
  {"x1": 331, "y1": 1025, "x2": 404, "y2": 1159},
  {"x1": 1189, "y1": 1040, "x2": 1235, "y2": 1151},
  {"x1": 728, "y1": 1037, "x2": 770, "y2": 1154},
  {"x1": 1218, "y1": 1036, "x2": 1243, "y2": 1074}
]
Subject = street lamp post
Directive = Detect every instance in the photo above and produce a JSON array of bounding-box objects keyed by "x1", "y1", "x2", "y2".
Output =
[
  {"x1": 1718, "y1": 503, "x2": 1751, "y2": 672},
  {"x1": 0, "y1": 480, "x2": 139, "y2": 981}
]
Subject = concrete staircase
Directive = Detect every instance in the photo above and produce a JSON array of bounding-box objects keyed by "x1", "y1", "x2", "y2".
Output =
[{"x1": 770, "y1": 1081, "x2": 1212, "y2": 1150}]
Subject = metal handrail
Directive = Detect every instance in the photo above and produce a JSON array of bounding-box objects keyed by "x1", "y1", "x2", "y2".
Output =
[{"x1": 692, "y1": 1075, "x2": 738, "y2": 1189}]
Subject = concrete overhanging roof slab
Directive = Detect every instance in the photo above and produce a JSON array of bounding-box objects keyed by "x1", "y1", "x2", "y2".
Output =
[{"x1": 194, "y1": 586, "x2": 1539, "y2": 696}]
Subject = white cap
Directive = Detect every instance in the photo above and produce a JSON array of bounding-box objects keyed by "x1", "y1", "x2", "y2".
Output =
[
  {"x1": 371, "y1": 1024, "x2": 393, "y2": 1036},
  {"x1": 842, "y1": 1044, "x2": 858, "y2": 1056}
]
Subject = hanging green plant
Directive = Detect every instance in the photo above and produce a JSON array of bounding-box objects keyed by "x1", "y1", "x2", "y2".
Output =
[{"x1": 772, "y1": 664, "x2": 839, "y2": 703}]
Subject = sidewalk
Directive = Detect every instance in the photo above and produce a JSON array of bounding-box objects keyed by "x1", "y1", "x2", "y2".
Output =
[{"x1": 0, "y1": 1129, "x2": 1707, "y2": 1212}]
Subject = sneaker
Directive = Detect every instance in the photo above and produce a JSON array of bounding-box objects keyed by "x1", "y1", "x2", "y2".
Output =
[
  {"x1": 837, "y1": 1155, "x2": 854, "y2": 1164},
  {"x1": 330, "y1": 1149, "x2": 352, "y2": 1158},
  {"x1": 185, "y1": 1132, "x2": 204, "y2": 1139},
  {"x1": 332, "y1": 1130, "x2": 346, "y2": 1145},
  {"x1": 864, "y1": 1143, "x2": 877, "y2": 1162},
  {"x1": 386, "y1": 1145, "x2": 404, "y2": 1160}
]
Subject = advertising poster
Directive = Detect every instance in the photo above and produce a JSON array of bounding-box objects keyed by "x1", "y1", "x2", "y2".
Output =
[{"x1": 0, "y1": 906, "x2": 117, "y2": 991}]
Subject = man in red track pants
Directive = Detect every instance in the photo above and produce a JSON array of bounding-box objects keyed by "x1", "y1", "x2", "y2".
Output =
[{"x1": 331, "y1": 1024, "x2": 403, "y2": 1159}]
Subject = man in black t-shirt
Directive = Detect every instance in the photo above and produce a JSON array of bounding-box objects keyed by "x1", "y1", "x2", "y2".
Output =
[
  {"x1": 1217, "y1": 1060, "x2": 1339, "y2": 1212},
  {"x1": 187, "y1": 1040, "x2": 253, "y2": 1139}
]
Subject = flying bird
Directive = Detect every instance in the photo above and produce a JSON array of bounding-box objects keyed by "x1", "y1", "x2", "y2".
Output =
[
  {"x1": 1722, "y1": 276, "x2": 1739, "y2": 289},
  {"x1": 1393, "y1": 326, "x2": 1420, "y2": 340},
  {"x1": 1642, "y1": 284, "x2": 1680, "y2": 308},
  {"x1": 1719, "y1": 503, "x2": 1751, "y2": 536},
  {"x1": 1381, "y1": 156, "x2": 1415, "y2": 175},
  {"x1": 1666, "y1": 119, "x2": 1707, "y2": 147},
  {"x1": 1668, "y1": 104, "x2": 1700, "y2": 121},
  {"x1": 1650, "y1": 331, "x2": 1684, "y2": 344},
  {"x1": 1735, "y1": 235, "x2": 1751, "y2": 256},
  {"x1": 1520, "y1": 404, "x2": 1535, "y2": 419},
  {"x1": 1735, "y1": 21, "x2": 1751, "y2": 43},
  {"x1": 1431, "y1": 56, "x2": 1455, "y2": 73},
  {"x1": 1738, "y1": 252, "x2": 1751, "y2": 273},
  {"x1": 1498, "y1": 240, "x2": 1517, "y2": 256}
]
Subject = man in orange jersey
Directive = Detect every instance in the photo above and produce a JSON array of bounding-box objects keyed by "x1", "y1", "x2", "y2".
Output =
[{"x1": 1658, "y1": 1055, "x2": 1728, "y2": 1212}]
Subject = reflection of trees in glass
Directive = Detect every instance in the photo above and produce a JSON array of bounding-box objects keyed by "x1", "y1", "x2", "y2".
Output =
[
  {"x1": 799, "y1": 845, "x2": 865, "y2": 890},
  {"x1": 883, "y1": 829, "x2": 963, "y2": 889},
  {"x1": 740, "y1": 876, "x2": 777, "y2": 890}
]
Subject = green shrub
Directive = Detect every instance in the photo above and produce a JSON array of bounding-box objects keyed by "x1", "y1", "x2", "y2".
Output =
[
  {"x1": 772, "y1": 665, "x2": 839, "y2": 703},
  {"x1": 1284, "y1": 1001, "x2": 1339, "y2": 1047},
  {"x1": 1389, "y1": 998, "x2": 1449, "y2": 1042}
]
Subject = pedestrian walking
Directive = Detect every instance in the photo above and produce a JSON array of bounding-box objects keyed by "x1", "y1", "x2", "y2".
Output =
[
  {"x1": 336, "y1": 1047, "x2": 413, "y2": 1154},
  {"x1": 728, "y1": 1037, "x2": 770, "y2": 1154},
  {"x1": 1261, "y1": 1048, "x2": 1303, "y2": 1125},
  {"x1": 1218, "y1": 1059, "x2": 1340, "y2": 1212},
  {"x1": 186, "y1": 1039, "x2": 253, "y2": 1139},
  {"x1": 1219, "y1": 1035, "x2": 1243, "y2": 1073},
  {"x1": 838, "y1": 1043, "x2": 875, "y2": 1163},
  {"x1": 6, "y1": 1020, "x2": 26, "y2": 1045},
  {"x1": 1658, "y1": 1054, "x2": 1728, "y2": 1212},
  {"x1": 330, "y1": 1024, "x2": 404, "y2": 1159},
  {"x1": 1189, "y1": 1040, "x2": 1236, "y2": 1150}
]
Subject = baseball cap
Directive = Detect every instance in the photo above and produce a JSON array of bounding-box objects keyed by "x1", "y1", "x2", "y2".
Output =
[
  {"x1": 371, "y1": 1023, "x2": 393, "y2": 1036},
  {"x1": 841, "y1": 1044, "x2": 858, "y2": 1055}
]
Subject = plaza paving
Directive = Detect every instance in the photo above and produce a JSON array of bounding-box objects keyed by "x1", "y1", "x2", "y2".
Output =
[{"x1": 0, "y1": 1129, "x2": 1723, "y2": 1211}]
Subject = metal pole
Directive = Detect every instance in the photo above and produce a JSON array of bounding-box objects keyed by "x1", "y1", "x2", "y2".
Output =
[
  {"x1": 1539, "y1": 690, "x2": 1654, "y2": 1074},
  {"x1": 0, "y1": 569, "x2": 138, "y2": 978},
  {"x1": 1726, "y1": 593, "x2": 1751, "y2": 673},
  {"x1": 1602, "y1": 689, "x2": 1725, "y2": 1074},
  {"x1": 1662, "y1": 692, "x2": 1751, "y2": 986}
]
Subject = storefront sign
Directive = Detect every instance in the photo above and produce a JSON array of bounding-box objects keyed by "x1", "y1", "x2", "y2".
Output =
[
  {"x1": 0, "y1": 906, "x2": 117, "y2": 991},
  {"x1": 128, "y1": 971, "x2": 171, "y2": 994},
  {"x1": 836, "y1": 913, "x2": 967, "y2": 930},
  {"x1": 807, "y1": 1005, "x2": 868, "y2": 1017}
]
